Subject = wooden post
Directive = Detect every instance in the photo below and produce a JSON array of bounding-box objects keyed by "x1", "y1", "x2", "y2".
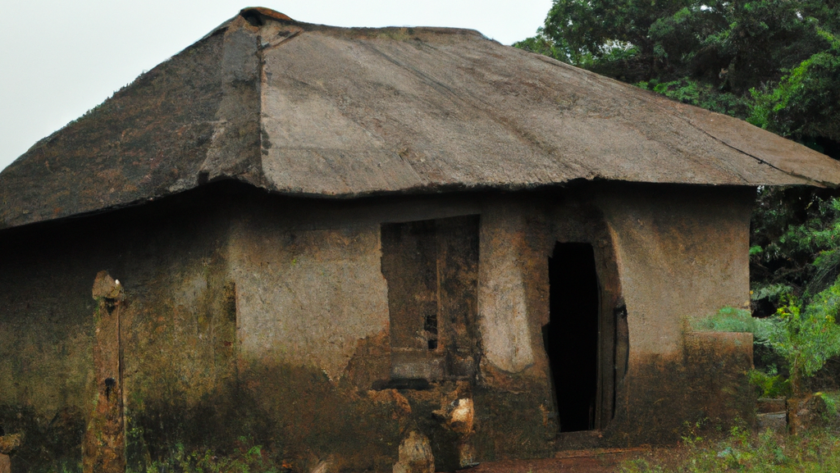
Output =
[{"x1": 83, "y1": 271, "x2": 126, "y2": 473}]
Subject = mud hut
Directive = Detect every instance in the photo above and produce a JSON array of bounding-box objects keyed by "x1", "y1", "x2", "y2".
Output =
[{"x1": 2, "y1": 7, "x2": 840, "y2": 472}]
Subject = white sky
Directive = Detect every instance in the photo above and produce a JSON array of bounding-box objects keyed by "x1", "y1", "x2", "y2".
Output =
[{"x1": 0, "y1": 1, "x2": 552, "y2": 172}]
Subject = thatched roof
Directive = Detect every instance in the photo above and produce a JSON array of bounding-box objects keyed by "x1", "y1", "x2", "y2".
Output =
[{"x1": 2, "y1": 7, "x2": 839, "y2": 229}]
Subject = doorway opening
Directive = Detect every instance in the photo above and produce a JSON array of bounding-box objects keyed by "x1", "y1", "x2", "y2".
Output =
[{"x1": 546, "y1": 242, "x2": 600, "y2": 432}]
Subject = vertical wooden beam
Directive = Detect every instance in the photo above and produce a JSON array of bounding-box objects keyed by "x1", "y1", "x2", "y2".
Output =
[{"x1": 83, "y1": 271, "x2": 125, "y2": 473}]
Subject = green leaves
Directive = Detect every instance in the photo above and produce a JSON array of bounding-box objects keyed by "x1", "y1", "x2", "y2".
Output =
[
  {"x1": 694, "y1": 286, "x2": 840, "y2": 397},
  {"x1": 513, "y1": 31, "x2": 579, "y2": 64},
  {"x1": 748, "y1": 28, "x2": 840, "y2": 141},
  {"x1": 621, "y1": 425, "x2": 840, "y2": 471},
  {"x1": 516, "y1": 0, "x2": 840, "y2": 143},
  {"x1": 691, "y1": 306, "x2": 772, "y2": 339},
  {"x1": 749, "y1": 368, "x2": 792, "y2": 398},
  {"x1": 746, "y1": 194, "x2": 840, "y2": 395},
  {"x1": 771, "y1": 290, "x2": 840, "y2": 388},
  {"x1": 752, "y1": 193, "x2": 840, "y2": 301},
  {"x1": 131, "y1": 437, "x2": 288, "y2": 473},
  {"x1": 636, "y1": 78, "x2": 749, "y2": 115}
]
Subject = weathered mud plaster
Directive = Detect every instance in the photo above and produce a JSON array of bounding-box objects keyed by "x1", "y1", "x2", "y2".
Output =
[
  {"x1": 608, "y1": 331, "x2": 755, "y2": 445},
  {"x1": 597, "y1": 185, "x2": 752, "y2": 357},
  {"x1": 0, "y1": 182, "x2": 757, "y2": 470},
  {"x1": 582, "y1": 184, "x2": 756, "y2": 445},
  {"x1": 478, "y1": 204, "x2": 535, "y2": 374},
  {"x1": 229, "y1": 219, "x2": 390, "y2": 379},
  {"x1": 0, "y1": 186, "x2": 235, "y2": 471}
]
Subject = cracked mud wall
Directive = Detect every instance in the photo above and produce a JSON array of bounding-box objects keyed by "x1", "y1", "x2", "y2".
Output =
[
  {"x1": 0, "y1": 184, "x2": 493, "y2": 472},
  {"x1": 215, "y1": 185, "x2": 755, "y2": 464},
  {"x1": 473, "y1": 198, "x2": 554, "y2": 461},
  {"x1": 229, "y1": 215, "x2": 389, "y2": 380},
  {"x1": 224, "y1": 190, "x2": 617, "y2": 466}
]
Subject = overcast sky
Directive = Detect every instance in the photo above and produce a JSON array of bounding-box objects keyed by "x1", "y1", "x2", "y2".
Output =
[{"x1": 0, "y1": 1, "x2": 552, "y2": 172}]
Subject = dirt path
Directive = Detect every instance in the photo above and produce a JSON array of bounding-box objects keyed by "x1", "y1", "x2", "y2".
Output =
[{"x1": 453, "y1": 448, "x2": 650, "y2": 472}]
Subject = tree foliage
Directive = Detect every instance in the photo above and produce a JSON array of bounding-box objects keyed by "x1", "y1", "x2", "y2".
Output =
[
  {"x1": 772, "y1": 288, "x2": 840, "y2": 395},
  {"x1": 516, "y1": 1, "x2": 840, "y2": 143}
]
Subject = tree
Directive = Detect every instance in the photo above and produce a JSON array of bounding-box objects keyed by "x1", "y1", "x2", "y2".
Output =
[{"x1": 526, "y1": 2, "x2": 836, "y2": 86}]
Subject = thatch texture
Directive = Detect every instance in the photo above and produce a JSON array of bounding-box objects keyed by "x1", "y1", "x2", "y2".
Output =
[{"x1": 2, "y1": 7, "x2": 838, "y2": 229}]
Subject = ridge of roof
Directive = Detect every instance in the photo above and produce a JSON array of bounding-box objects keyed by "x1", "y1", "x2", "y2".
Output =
[
  {"x1": 240, "y1": 7, "x2": 293, "y2": 23},
  {"x1": 1, "y1": 7, "x2": 839, "y2": 230}
]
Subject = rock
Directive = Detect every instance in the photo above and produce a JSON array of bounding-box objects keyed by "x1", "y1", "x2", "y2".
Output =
[
  {"x1": 458, "y1": 441, "x2": 478, "y2": 469},
  {"x1": 449, "y1": 398, "x2": 475, "y2": 435},
  {"x1": 449, "y1": 399, "x2": 477, "y2": 468},
  {"x1": 393, "y1": 431, "x2": 435, "y2": 473},
  {"x1": 431, "y1": 397, "x2": 477, "y2": 468},
  {"x1": 757, "y1": 412, "x2": 786, "y2": 434}
]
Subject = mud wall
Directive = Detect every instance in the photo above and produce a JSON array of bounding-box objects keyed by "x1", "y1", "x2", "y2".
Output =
[
  {"x1": 0, "y1": 186, "x2": 234, "y2": 472},
  {"x1": 598, "y1": 185, "x2": 752, "y2": 356},
  {"x1": 0, "y1": 219, "x2": 96, "y2": 471},
  {"x1": 472, "y1": 192, "x2": 624, "y2": 459},
  {"x1": 0, "y1": 182, "x2": 756, "y2": 471},
  {"x1": 224, "y1": 192, "x2": 488, "y2": 471},
  {"x1": 229, "y1": 215, "x2": 389, "y2": 379},
  {"x1": 466, "y1": 185, "x2": 754, "y2": 456},
  {"x1": 221, "y1": 191, "x2": 603, "y2": 467},
  {"x1": 596, "y1": 184, "x2": 755, "y2": 444}
]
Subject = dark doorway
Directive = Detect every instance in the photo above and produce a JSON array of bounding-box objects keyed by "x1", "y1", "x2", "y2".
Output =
[{"x1": 545, "y1": 242, "x2": 600, "y2": 432}]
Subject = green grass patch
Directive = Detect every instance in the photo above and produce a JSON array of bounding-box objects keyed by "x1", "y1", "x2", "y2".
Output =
[
  {"x1": 620, "y1": 425, "x2": 840, "y2": 472},
  {"x1": 129, "y1": 437, "x2": 291, "y2": 473}
]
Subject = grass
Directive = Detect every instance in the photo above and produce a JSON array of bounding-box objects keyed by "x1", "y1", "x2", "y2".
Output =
[
  {"x1": 128, "y1": 437, "x2": 291, "y2": 473},
  {"x1": 620, "y1": 425, "x2": 840, "y2": 472}
]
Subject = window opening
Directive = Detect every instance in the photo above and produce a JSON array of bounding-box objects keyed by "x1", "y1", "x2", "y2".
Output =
[
  {"x1": 381, "y1": 215, "x2": 479, "y2": 383},
  {"x1": 381, "y1": 220, "x2": 438, "y2": 355},
  {"x1": 546, "y1": 242, "x2": 600, "y2": 432}
]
